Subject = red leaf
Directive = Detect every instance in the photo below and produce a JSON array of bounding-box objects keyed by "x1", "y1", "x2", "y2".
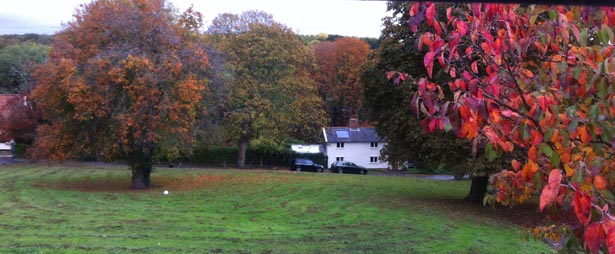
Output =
[
  {"x1": 434, "y1": 20, "x2": 442, "y2": 36},
  {"x1": 539, "y1": 96, "x2": 548, "y2": 112},
  {"x1": 449, "y1": 67, "x2": 457, "y2": 78},
  {"x1": 424, "y1": 52, "x2": 435, "y2": 78},
  {"x1": 511, "y1": 159, "x2": 522, "y2": 171},
  {"x1": 463, "y1": 71, "x2": 472, "y2": 81},
  {"x1": 584, "y1": 222, "x2": 605, "y2": 253},
  {"x1": 429, "y1": 118, "x2": 437, "y2": 132},
  {"x1": 426, "y1": 3, "x2": 436, "y2": 26},
  {"x1": 446, "y1": 7, "x2": 453, "y2": 21},
  {"x1": 471, "y1": 61, "x2": 478, "y2": 74},
  {"x1": 528, "y1": 146, "x2": 537, "y2": 162},
  {"x1": 531, "y1": 130, "x2": 543, "y2": 145},
  {"x1": 409, "y1": 2, "x2": 419, "y2": 16},
  {"x1": 457, "y1": 20, "x2": 469, "y2": 36},
  {"x1": 539, "y1": 170, "x2": 562, "y2": 211},
  {"x1": 573, "y1": 191, "x2": 593, "y2": 225},
  {"x1": 607, "y1": 225, "x2": 615, "y2": 254},
  {"x1": 387, "y1": 71, "x2": 396, "y2": 80}
]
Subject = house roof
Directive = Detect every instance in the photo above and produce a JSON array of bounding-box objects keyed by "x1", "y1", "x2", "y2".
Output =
[{"x1": 322, "y1": 127, "x2": 383, "y2": 143}]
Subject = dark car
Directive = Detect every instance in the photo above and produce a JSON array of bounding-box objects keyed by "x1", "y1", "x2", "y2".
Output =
[
  {"x1": 291, "y1": 158, "x2": 324, "y2": 172},
  {"x1": 330, "y1": 161, "x2": 368, "y2": 175}
]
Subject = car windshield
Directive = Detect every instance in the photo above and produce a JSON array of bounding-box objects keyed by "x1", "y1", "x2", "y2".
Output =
[{"x1": 297, "y1": 159, "x2": 312, "y2": 164}]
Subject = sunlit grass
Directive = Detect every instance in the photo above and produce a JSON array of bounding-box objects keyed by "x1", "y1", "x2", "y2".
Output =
[{"x1": 0, "y1": 163, "x2": 553, "y2": 253}]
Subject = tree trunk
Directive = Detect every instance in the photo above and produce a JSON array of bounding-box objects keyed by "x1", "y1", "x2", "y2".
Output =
[
  {"x1": 129, "y1": 152, "x2": 153, "y2": 189},
  {"x1": 237, "y1": 134, "x2": 249, "y2": 168},
  {"x1": 465, "y1": 176, "x2": 489, "y2": 203},
  {"x1": 131, "y1": 166, "x2": 147, "y2": 189}
]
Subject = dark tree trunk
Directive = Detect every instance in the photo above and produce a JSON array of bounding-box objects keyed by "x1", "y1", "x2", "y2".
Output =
[
  {"x1": 129, "y1": 152, "x2": 153, "y2": 189},
  {"x1": 465, "y1": 176, "x2": 489, "y2": 203},
  {"x1": 237, "y1": 134, "x2": 249, "y2": 169}
]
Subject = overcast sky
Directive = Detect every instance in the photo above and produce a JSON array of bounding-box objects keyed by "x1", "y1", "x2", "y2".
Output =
[{"x1": 0, "y1": 0, "x2": 388, "y2": 38}]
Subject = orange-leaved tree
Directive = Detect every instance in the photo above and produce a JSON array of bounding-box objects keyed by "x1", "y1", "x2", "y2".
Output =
[
  {"x1": 31, "y1": 0, "x2": 209, "y2": 189},
  {"x1": 399, "y1": 2, "x2": 615, "y2": 252},
  {"x1": 313, "y1": 37, "x2": 371, "y2": 126}
]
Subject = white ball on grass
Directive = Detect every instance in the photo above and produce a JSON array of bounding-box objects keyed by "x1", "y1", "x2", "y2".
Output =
[{"x1": 163, "y1": 190, "x2": 169, "y2": 195}]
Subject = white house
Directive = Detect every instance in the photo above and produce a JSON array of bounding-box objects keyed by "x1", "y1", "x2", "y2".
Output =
[{"x1": 322, "y1": 117, "x2": 388, "y2": 169}]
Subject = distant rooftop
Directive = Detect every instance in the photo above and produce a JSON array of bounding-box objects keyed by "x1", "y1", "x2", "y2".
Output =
[{"x1": 323, "y1": 127, "x2": 382, "y2": 143}]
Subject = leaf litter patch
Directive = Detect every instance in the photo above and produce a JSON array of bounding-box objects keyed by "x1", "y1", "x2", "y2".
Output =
[{"x1": 35, "y1": 173, "x2": 306, "y2": 193}]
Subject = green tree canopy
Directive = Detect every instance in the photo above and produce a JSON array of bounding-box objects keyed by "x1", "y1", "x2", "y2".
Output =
[
  {"x1": 206, "y1": 12, "x2": 325, "y2": 168},
  {"x1": 0, "y1": 42, "x2": 48, "y2": 93}
]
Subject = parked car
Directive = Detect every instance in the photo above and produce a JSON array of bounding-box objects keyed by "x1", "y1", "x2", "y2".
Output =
[
  {"x1": 330, "y1": 161, "x2": 368, "y2": 175},
  {"x1": 291, "y1": 158, "x2": 324, "y2": 172}
]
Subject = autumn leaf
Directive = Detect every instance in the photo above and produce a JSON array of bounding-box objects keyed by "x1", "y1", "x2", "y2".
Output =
[
  {"x1": 594, "y1": 175, "x2": 607, "y2": 191},
  {"x1": 425, "y1": 3, "x2": 435, "y2": 26},
  {"x1": 584, "y1": 222, "x2": 605, "y2": 253},
  {"x1": 528, "y1": 146, "x2": 537, "y2": 162},
  {"x1": 538, "y1": 96, "x2": 548, "y2": 112},
  {"x1": 470, "y1": 61, "x2": 478, "y2": 74},
  {"x1": 511, "y1": 159, "x2": 522, "y2": 171},
  {"x1": 386, "y1": 71, "x2": 397, "y2": 80},
  {"x1": 578, "y1": 126, "x2": 592, "y2": 144},
  {"x1": 607, "y1": 225, "x2": 615, "y2": 254},
  {"x1": 520, "y1": 68, "x2": 534, "y2": 78},
  {"x1": 424, "y1": 52, "x2": 435, "y2": 78},
  {"x1": 574, "y1": 191, "x2": 593, "y2": 226},
  {"x1": 461, "y1": 122, "x2": 479, "y2": 140},
  {"x1": 540, "y1": 169, "x2": 562, "y2": 211},
  {"x1": 456, "y1": 20, "x2": 469, "y2": 36}
]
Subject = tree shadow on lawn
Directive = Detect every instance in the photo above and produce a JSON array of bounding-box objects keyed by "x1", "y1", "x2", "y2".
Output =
[{"x1": 387, "y1": 194, "x2": 549, "y2": 229}]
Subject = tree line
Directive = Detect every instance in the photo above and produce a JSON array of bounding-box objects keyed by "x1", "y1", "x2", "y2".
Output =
[
  {"x1": 0, "y1": 0, "x2": 376, "y2": 188},
  {"x1": 0, "y1": 0, "x2": 496, "y2": 195}
]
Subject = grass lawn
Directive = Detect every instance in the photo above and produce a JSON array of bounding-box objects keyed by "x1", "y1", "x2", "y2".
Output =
[{"x1": 0, "y1": 163, "x2": 554, "y2": 254}]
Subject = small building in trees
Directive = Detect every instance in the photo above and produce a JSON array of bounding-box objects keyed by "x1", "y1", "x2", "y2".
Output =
[
  {"x1": 290, "y1": 144, "x2": 324, "y2": 154},
  {"x1": 322, "y1": 116, "x2": 388, "y2": 169}
]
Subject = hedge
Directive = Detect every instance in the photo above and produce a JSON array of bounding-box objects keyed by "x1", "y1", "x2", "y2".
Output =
[{"x1": 182, "y1": 146, "x2": 328, "y2": 169}]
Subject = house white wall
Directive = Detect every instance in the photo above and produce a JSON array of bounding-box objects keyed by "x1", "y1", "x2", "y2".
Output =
[{"x1": 325, "y1": 142, "x2": 388, "y2": 169}]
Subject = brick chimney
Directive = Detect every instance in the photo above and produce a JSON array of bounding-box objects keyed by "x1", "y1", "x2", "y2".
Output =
[{"x1": 348, "y1": 114, "x2": 359, "y2": 129}]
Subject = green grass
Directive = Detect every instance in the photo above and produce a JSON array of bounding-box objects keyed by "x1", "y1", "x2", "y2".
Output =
[{"x1": 0, "y1": 163, "x2": 554, "y2": 254}]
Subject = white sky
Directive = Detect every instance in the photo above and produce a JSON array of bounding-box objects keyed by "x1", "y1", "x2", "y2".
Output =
[{"x1": 0, "y1": 0, "x2": 387, "y2": 38}]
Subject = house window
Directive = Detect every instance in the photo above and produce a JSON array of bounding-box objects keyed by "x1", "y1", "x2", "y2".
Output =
[
  {"x1": 336, "y1": 142, "x2": 344, "y2": 148},
  {"x1": 370, "y1": 142, "x2": 378, "y2": 148},
  {"x1": 336, "y1": 157, "x2": 344, "y2": 162},
  {"x1": 370, "y1": 156, "x2": 379, "y2": 163}
]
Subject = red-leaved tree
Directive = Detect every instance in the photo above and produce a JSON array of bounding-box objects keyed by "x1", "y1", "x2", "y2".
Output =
[
  {"x1": 0, "y1": 95, "x2": 40, "y2": 147},
  {"x1": 396, "y1": 2, "x2": 615, "y2": 252}
]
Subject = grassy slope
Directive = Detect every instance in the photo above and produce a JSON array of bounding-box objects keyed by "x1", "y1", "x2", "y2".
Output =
[{"x1": 0, "y1": 164, "x2": 553, "y2": 254}]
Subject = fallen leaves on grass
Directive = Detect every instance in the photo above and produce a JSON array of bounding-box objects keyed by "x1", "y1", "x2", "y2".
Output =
[{"x1": 36, "y1": 172, "x2": 306, "y2": 193}]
